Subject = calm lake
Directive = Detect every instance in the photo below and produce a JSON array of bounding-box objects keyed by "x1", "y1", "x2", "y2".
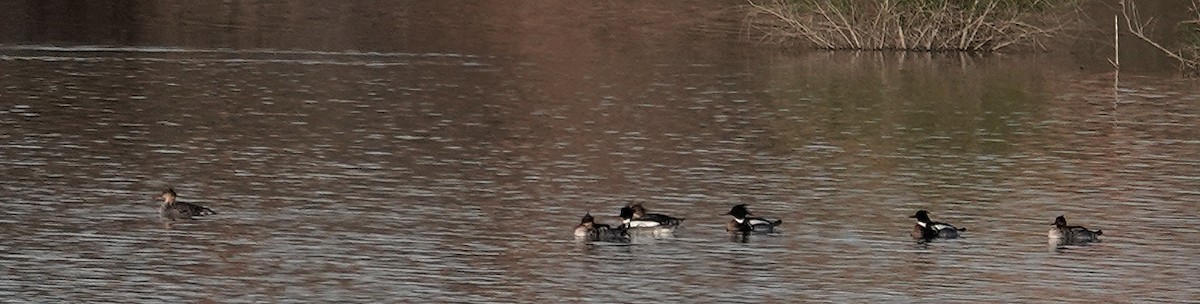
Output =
[{"x1": 1, "y1": 1, "x2": 1198, "y2": 303}]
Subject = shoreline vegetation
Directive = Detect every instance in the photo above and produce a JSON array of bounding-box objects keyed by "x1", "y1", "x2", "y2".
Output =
[
  {"x1": 745, "y1": 0, "x2": 1199, "y2": 74},
  {"x1": 1121, "y1": 0, "x2": 1200, "y2": 74},
  {"x1": 745, "y1": 0, "x2": 1074, "y2": 52}
]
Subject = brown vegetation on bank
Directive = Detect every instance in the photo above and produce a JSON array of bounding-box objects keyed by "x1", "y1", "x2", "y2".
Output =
[{"x1": 745, "y1": 0, "x2": 1076, "y2": 52}]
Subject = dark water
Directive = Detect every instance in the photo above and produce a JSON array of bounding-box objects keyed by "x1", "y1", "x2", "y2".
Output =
[{"x1": 1, "y1": 1, "x2": 1198, "y2": 303}]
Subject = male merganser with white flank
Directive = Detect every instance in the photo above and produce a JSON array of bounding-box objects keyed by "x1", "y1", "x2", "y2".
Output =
[
  {"x1": 910, "y1": 210, "x2": 966, "y2": 241},
  {"x1": 629, "y1": 203, "x2": 684, "y2": 226},
  {"x1": 1049, "y1": 215, "x2": 1102, "y2": 244},
  {"x1": 158, "y1": 188, "x2": 216, "y2": 221},
  {"x1": 725, "y1": 204, "x2": 782, "y2": 233},
  {"x1": 618, "y1": 206, "x2": 680, "y2": 229},
  {"x1": 574, "y1": 212, "x2": 629, "y2": 242}
]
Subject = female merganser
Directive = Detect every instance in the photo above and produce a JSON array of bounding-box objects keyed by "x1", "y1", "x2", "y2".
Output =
[
  {"x1": 629, "y1": 203, "x2": 684, "y2": 226},
  {"x1": 909, "y1": 210, "x2": 966, "y2": 241},
  {"x1": 574, "y1": 212, "x2": 629, "y2": 242},
  {"x1": 725, "y1": 204, "x2": 782, "y2": 233},
  {"x1": 158, "y1": 188, "x2": 216, "y2": 221},
  {"x1": 1049, "y1": 215, "x2": 1102, "y2": 244}
]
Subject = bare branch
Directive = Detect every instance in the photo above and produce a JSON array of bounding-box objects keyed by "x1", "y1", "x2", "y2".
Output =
[
  {"x1": 1121, "y1": 0, "x2": 1200, "y2": 70},
  {"x1": 745, "y1": 0, "x2": 1074, "y2": 52}
]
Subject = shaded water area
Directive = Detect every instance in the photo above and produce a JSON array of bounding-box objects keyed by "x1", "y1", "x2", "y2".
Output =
[{"x1": 1, "y1": 1, "x2": 1198, "y2": 303}]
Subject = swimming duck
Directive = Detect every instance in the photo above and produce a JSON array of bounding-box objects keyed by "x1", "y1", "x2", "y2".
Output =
[
  {"x1": 618, "y1": 206, "x2": 680, "y2": 229},
  {"x1": 1049, "y1": 215, "x2": 1102, "y2": 244},
  {"x1": 629, "y1": 203, "x2": 684, "y2": 226},
  {"x1": 573, "y1": 212, "x2": 628, "y2": 241},
  {"x1": 725, "y1": 204, "x2": 782, "y2": 233},
  {"x1": 574, "y1": 212, "x2": 629, "y2": 242},
  {"x1": 158, "y1": 188, "x2": 216, "y2": 221},
  {"x1": 910, "y1": 210, "x2": 966, "y2": 241}
]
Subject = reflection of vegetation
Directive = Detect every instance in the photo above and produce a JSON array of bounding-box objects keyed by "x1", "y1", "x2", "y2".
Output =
[
  {"x1": 761, "y1": 53, "x2": 1044, "y2": 157},
  {"x1": 746, "y1": 0, "x2": 1075, "y2": 52},
  {"x1": 1122, "y1": 0, "x2": 1200, "y2": 74},
  {"x1": 752, "y1": 53, "x2": 1051, "y2": 198}
]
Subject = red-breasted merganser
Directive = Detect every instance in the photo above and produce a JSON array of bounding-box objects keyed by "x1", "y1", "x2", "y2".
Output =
[
  {"x1": 158, "y1": 188, "x2": 216, "y2": 221},
  {"x1": 726, "y1": 204, "x2": 781, "y2": 233},
  {"x1": 910, "y1": 210, "x2": 967, "y2": 242},
  {"x1": 1049, "y1": 215, "x2": 1102, "y2": 245}
]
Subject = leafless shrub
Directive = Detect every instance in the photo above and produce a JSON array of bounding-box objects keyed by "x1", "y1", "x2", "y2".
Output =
[
  {"x1": 1121, "y1": 0, "x2": 1200, "y2": 74},
  {"x1": 746, "y1": 0, "x2": 1074, "y2": 52}
]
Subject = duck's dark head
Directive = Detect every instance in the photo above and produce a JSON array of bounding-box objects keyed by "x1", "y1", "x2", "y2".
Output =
[
  {"x1": 577, "y1": 212, "x2": 596, "y2": 230},
  {"x1": 1053, "y1": 215, "x2": 1068, "y2": 227},
  {"x1": 910, "y1": 210, "x2": 931, "y2": 223},
  {"x1": 618, "y1": 206, "x2": 635, "y2": 221},
  {"x1": 726, "y1": 204, "x2": 751, "y2": 220}
]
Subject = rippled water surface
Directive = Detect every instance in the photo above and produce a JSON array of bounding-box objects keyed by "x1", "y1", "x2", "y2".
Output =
[{"x1": 1, "y1": 1, "x2": 1198, "y2": 303}]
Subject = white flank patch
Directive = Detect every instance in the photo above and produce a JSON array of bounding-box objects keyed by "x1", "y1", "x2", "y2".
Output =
[
  {"x1": 749, "y1": 219, "x2": 775, "y2": 226},
  {"x1": 629, "y1": 221, "x2": 660, "y2": 228},
  {"x1": 734, "y1": 218, "x2": 745, "y2": 224}
]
